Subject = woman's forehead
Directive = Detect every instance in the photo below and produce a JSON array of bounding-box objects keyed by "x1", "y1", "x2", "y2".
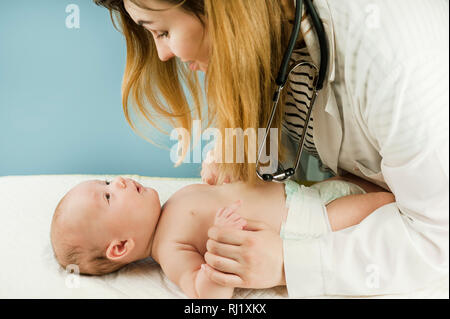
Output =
[
  {"x1": 125, "y1": 0, "x2": 178, "y2": 13},
  {"x1": 124, "y1": 0, "x2": 175, "y2": 24}
]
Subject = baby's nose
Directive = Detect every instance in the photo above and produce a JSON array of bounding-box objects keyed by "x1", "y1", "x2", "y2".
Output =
[{"x1": 112, "y1": 176, "x2": 127, "y2": 189}]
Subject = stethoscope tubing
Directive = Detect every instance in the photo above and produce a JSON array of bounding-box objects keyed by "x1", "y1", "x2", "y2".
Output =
[{"x1": 256, "y1": 0, "x2": 328, "y2": 182}]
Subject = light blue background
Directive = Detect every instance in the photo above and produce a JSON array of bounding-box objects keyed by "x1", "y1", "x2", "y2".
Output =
[
  {"x1": 0, "y1": 0, "x2": 202, "y2": 177},
  {"x1": 0, "y1": 0, "x2": 328, "y2": 181}
]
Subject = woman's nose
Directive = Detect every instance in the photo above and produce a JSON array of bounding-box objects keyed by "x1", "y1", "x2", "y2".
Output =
[
  {"x1": 156, "y1": 42, "x2": 175, "y2": 62},
  {"x1": 112, "y1": 176, "x2": 127, "y2": 189}
]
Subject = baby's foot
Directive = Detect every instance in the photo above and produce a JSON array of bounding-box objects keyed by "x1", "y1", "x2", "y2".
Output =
[{"x1": 214, "y1": 201, "x2": 247, "y2": 229}]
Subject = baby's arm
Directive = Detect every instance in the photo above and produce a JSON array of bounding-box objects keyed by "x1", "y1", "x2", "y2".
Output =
[
  {"x1": 157, "y1": 205, "x2": 246, "y2": 299},
  {"x1": 193, "y1": 205, "x2": 247, "y2": 298},
  {"x1": 158, "y1": 242, "x2": 234, "y2": 299}
]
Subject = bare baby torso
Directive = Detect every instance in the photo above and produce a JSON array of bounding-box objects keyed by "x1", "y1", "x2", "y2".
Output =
[{"x1": 151, "y1": 181, "x2": 287, "y2": 260}]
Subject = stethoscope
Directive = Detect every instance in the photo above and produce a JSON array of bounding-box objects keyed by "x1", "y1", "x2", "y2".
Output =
[{"x1": 256, "y1": 0, "x2": 329, "y2": 182}]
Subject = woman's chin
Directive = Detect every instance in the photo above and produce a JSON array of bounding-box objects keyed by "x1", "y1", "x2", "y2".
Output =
[{"x1": 199, "y1": 63, "x2": 208, "y2": 72}]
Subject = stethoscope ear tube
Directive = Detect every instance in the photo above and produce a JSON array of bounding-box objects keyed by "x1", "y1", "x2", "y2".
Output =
[
  {"x1": 276, "y1": 0, "x2": 303, "y2": 87},
  {"x1": 304, "y1": 0, "x2": 328, "y2": 90}
]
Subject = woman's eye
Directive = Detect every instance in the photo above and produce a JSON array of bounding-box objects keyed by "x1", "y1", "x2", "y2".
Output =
[{"x1": 156, "y1": 31, "x2": 169, "y2": 39}]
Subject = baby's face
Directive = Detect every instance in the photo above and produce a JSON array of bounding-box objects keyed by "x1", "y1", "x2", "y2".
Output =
[{"x1": 62, "y1": 176, "x2": 161, "y2": 260}]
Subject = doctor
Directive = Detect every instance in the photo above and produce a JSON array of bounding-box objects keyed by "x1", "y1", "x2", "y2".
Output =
[{"x1": 94, "y1": 0, "x2": 449, "y2": 296}]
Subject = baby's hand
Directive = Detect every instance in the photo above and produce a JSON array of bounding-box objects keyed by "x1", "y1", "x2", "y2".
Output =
[{"x1": 214, "y1": 200, "x2": 247, "y2": 229}]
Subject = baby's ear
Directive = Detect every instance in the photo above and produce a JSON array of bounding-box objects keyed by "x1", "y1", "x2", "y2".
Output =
[{"x1": 106, "y1": 239, "x2": 135, "y2": 262}]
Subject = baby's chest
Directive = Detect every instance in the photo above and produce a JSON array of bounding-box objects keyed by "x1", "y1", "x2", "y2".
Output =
[{"x1": 160, "y1": 209, "x2": 213, "y2": 256}]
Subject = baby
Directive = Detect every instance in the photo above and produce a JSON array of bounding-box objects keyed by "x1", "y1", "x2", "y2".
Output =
[{"x1": 50, "y1": 174, "x2": 394, "y2": 298}]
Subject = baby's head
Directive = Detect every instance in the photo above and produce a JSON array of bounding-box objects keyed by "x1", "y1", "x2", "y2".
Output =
[{"x1": 50, "y1": 177, "x2": 161, "y2": 275}]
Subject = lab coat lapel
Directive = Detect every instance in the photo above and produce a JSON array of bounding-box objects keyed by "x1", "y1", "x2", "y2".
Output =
[
  {"x1": 301, "y1": 0, "x2": 342, "y2": 175},
  {"x1": 312, "y1": 87, "x2": 342, "y2": 175}
]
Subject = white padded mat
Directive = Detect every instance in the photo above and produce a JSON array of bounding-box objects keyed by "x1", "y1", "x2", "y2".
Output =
[{"x1": 0, "y1": 174, "x2": 447, "y2": 299}]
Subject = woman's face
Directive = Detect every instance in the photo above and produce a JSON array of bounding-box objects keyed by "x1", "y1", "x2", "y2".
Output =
[{"x1": 124, "y1": 0, "x2": 210, "y2": 72}]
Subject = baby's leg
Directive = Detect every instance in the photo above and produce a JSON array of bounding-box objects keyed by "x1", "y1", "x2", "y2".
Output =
[
  {"x1": 327, "y1": 173, "x2": 388, "y2": 193},
  {"x1": 214, "y1": 201, "x2": 247, "y2": 230}
]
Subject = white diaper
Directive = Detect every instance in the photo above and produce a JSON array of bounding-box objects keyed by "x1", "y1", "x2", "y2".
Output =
[{"x1": 280, "y1": 179, "x2": 366, "y2": 239}]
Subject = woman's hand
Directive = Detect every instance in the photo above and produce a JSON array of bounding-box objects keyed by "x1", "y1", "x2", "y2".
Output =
[
  {"x1": 201, "y1": 150, "x2": 231, "y2": 185},
  {"x1": 203, "y1": 218, "x2": 286, "y2": 289},
  {"x1": 201, "y1": 150, "x2": 218, "y2": 185}
]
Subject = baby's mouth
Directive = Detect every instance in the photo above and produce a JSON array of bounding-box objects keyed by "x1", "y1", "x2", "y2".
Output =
[{"x1": 132, "y1": 181, "x2": 144, "y2": 194}]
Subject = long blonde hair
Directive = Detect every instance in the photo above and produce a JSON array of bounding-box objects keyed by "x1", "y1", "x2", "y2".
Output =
[{"x1": 95, "y1": 0, "x2": 294, "y2": 185}]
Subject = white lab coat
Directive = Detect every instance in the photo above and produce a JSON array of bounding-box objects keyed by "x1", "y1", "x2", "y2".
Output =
[{"x1": 284, "y1": 0, "x2": 449, "y2": 297}]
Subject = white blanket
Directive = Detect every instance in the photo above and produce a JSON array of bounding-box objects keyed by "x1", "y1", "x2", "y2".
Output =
[{"x1": 0, "y1": 175, "x2": 447, "y2": 298}]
